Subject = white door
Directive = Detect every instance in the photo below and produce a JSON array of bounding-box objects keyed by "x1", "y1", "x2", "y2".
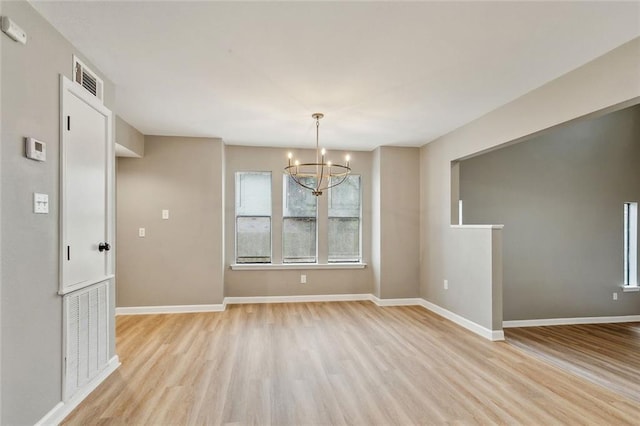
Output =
[{"x1": 60, "y1": 76, "x2": 114, "y2": 294}]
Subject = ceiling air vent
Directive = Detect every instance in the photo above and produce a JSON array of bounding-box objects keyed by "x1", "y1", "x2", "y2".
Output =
[{"x1": 73, "y1": 56, "x2": 103, "y2": 102}]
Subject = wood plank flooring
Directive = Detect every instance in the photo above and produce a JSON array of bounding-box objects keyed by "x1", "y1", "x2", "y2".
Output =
[
  {"x1": 62, "y1": 302, "x2": 640, "y2": 425},
  {"x1": 505, "y1": 322, "x2": 640, "y2": 403}
]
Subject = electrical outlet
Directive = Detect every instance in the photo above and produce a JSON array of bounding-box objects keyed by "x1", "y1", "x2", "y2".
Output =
[
  {"x1": 138, "y1": 228, "x2": 146, "y2": 237},
  {"x1": 444, "y1": 279, "x2": 448, "y2": 290},
  {"x1": 300, "y1": 274, "x2": 307, "y2": 284},
  {"x1": 162, "y1": 209, "x2": 169, "y2": 220},
  {"x1": 613, "y1": 292, "x2": 618, "y2": 301}
]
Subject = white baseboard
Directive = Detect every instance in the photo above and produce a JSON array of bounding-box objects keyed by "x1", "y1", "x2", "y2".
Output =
[
  {"x1": 36, "y1": 356, "x2": 120, "y2": 426},
  {"x1": 224, "y1": 294, "x2": 371, "y2": 305},
  {"x1": 35, "y1": 402, "x2": 64, "y2": 426},
  {"x1": 225, "y1": 294, "x2": 426, "y2": 307},
  {"x1": 225, "y1": 294, "x2": 425, "y2": 307},
  {"x1": 116, "y1": 304, "x2": 225, "y2": 315},
  {"x1": 369, "y1": 296, "x2": 423, "y2": 307},
  {"x1": 418, "y1": 299, "x2": 505, "y2": 341},
  {"x1": 503, "y1": 315, "x2": 640, "y2": 328},
  {"x1": 116, "y1": 295, "x2": 373, "y2": 315}
]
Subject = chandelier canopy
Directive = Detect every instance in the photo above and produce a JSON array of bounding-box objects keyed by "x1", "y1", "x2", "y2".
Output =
[{"x1": 284, "y1": 113, "x2": 351, "y2": 196}]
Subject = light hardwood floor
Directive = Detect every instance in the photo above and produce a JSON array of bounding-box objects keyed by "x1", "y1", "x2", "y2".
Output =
[
  {"x1": 63, "y1": 302, "x2": 640, "y2": 425},
  {"x1": 505, "y1": 322, "x2": 640, "y2": 404}
]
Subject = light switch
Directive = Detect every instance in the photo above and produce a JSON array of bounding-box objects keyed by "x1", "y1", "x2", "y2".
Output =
[
  {"x1": 138, "y1": 228, "x2": 146, "y2": 238},
  {"x1": 33, "y1": 193, "x2": 48, "y2": 214},
  {"x1": 162, "y1": 209, "x2": 169, "y2": 220}
]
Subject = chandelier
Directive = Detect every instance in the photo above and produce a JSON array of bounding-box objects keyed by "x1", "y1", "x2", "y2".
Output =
[{"x1": 284, "y1": 113, "x2": 351, "y2": 196}]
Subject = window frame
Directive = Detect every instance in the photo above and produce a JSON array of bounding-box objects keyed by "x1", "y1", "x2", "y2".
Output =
[{"x1": 623, "y1": 202, "x2": 638, "y2": 288}]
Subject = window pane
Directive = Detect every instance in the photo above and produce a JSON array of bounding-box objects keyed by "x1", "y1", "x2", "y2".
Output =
[
  {"x1": 328, "y1": 218, "x2": 360, "y2": 262},
  {"x1": 283, "y1": 175, "x2": 317, "y2": 263},
  {"x1": 329, "y1": 175, "x2": 361, "y2": 262},
  {"x1": 236, "y1": 217, "x2": 271, "y2": 263},
  {"x1": 235, "y1": 172, "x2": 271, "y2": 264},
  {"x1": 284, "y1": 175, "x2": 317, "y2": 217},
  {"x1": 283, "y1": 218, "x2": 316, "y2": 263},
  {"x1": 329, "y1": 175, "x2": 360, "y2": 217},
  {"x1": 236, "y1": 172, "x2": 271, "y2": 216},
  {"x1": 624, "y1": 202, "x2": 638, "y2": 286}
]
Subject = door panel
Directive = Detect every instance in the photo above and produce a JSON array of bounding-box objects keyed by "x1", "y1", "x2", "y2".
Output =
[{"x1": 60, "y1": 76, "x2": 113, "y2": 294}]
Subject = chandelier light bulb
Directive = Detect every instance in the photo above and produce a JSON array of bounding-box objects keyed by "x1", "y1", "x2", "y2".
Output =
[
  {"x1": 288, "y1": 152, "x2": 293, "y2": 159},
  {"x1": 321, "y1": 148, "x2": 326, "y2": 156}
]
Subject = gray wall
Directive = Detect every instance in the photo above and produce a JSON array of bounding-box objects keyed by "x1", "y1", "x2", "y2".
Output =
[
  {"x1": 460, "y1": 105, "x2": 640, "y2": 320},
  {"x1": 116, "y1": 136, "x2": 225, "y2": 306},
  {"x1": 117, "y1": 143, "x2": 419, "y2": 301},
  {"x1": 420, "y1": 38, "x2": 640, "y2": 331},
  {"x1": 224, "y1": 145, "x2": 373, "y2": 297},
  {"x1": 0, "y1": 0, "x2": 116, "y2": 423},
  {"x1": 0, "y1": 0, "x2": 4, "y2": 420},
  {"x1": 372, "y1": 147, "x2": 420, "y2": 299},
  {"x1": 115, "y1": 115, "x2": 144, "y2": 157}
]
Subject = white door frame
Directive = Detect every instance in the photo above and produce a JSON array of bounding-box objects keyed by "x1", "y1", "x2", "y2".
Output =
[{"x1": 59, "y1": 75, "x2": 114, "y2": 295}]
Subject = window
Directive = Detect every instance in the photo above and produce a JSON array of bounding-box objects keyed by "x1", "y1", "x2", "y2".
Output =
[
  {"x1": 283, "y1": 175, "x2": 317, "y2": 263},
  {"x1": 235, "y1": 172, "x2": 271, "y2": 263},
  {"x1": 624, "y1": 202, "x2": 637, "y2": 287},
  {"x1": 329, "y1": 175, "x2": 361, "y2": 262}
]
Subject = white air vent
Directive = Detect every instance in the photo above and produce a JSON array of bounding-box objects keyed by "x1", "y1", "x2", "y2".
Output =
[
  {"x1": 73, "y1": 55, "x2": 104, "y2": 102},
  {"x1": 63, "y1": 280, "x2": 109, "y2": 401}
]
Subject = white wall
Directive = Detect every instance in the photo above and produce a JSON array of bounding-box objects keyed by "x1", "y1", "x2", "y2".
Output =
[{"x1": 420, "y1": 37, "x2": 640, "y2": 329}]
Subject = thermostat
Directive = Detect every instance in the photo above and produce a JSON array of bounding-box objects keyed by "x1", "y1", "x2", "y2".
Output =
[{"x1": 25, "y1": 137, "x2": 46, "y2": 162}]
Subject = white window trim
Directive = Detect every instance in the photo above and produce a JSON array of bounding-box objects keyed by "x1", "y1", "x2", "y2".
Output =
[
  {"x1": 623, "y1": 202, "x2": 638, "y2": 290},
  {"x1": 230, "y1": 262, "x2": 367, "y2": 271}
]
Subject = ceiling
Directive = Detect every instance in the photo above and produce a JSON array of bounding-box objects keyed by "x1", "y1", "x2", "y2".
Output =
[{"x1": 31, "y1": 1, "x2": 640, "y2": 151}]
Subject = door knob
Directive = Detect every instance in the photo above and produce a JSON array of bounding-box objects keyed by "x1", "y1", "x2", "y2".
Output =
[{"x1": 98, "y1": 242, "x2": 111, "y2": 252}]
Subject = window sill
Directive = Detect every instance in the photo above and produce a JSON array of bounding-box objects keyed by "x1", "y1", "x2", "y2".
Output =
[
  {"x1": 621, "y1": 285, "x2": 640, "y2": 293},
  {"x1": 230, "y1": 263, "x2": 367, "y2": 271},
  {"x1": 450, "y1": 224, "x2": 504, "y2": 229}
]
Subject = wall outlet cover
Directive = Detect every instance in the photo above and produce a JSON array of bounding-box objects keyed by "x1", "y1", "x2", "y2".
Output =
[{"x1": 33, "y1": 192, "x2": 49, "y2": 214}]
